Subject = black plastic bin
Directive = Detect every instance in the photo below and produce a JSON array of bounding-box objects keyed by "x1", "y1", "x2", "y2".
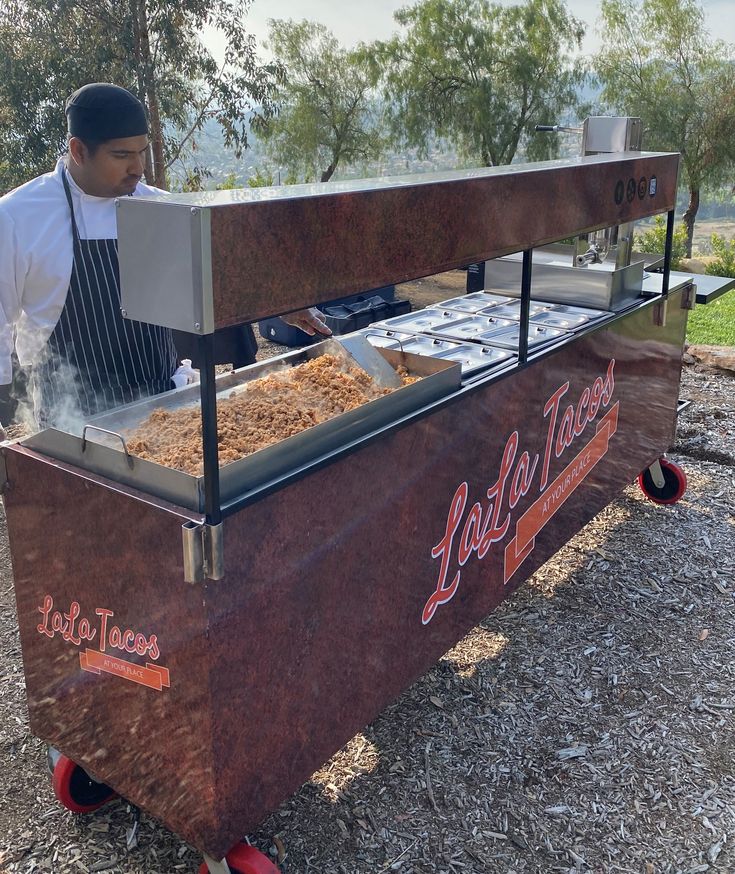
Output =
[{"x1": 259, "y1": 285, "x2": 407, "y2": 347}]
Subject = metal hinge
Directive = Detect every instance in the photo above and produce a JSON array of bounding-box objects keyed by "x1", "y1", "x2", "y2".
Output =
[
  {"x1": 182, "y1": 521, "x2": 224, "y2": 583},
  {"x1": 652, "y1": 298, "x2": 668, "y2": 327},
  {"x1": 681, "y1": 282, "x2": 697, "y2": 310}
]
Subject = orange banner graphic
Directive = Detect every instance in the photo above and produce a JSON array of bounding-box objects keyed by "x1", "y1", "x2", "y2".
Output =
[
  {"x1": 79, "y1": 649, "x2": 170, "y2": 691},
  {"x1": 504, "y1": 402, "x2": 619, "y2": 584}
]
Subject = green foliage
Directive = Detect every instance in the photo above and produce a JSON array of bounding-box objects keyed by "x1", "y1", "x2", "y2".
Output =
[
  {"x1": 595, "y1": 0, "x2": 735, "y2": 254},
  {"x1": 175, "y1": 167, "x2": 213, "y2": 193},
  {"x1": 375, "y1": 0, "x2": 586, "y2": 167},
  {"x1": 217, "y1": 173, "x2": 240, "y2": 191},
  {"x1": 247, "y1": 168, "x2": 275, "y2": 187},
  {"x1": 635, "y1": 216, "x2": 688, "y2": 269},
  {"x1": 687, "y1": 291, "x2": 735, "y2": 346},
  {"x1": 258, "y1": 19, "x2": 385, "y2": 183},
  {"x1": 705, "y1": 234, "x2": 735, "y2": 278},
  {"x1": 0, "y1": 0, "x2": 281, "y2": 193}
]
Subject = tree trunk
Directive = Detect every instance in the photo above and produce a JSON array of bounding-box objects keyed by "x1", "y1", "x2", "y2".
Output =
[
  {"x1": 135, "y1": 0, "x2": 166, "y2": 188},
  {"x1": 128, "y1": 0, "x2": 153, "y2": 185},
  {"x1": 480, "y1": 133, "x2": 492, "y2": 167},
  {"x1": 320, "y1": 163, "x2": 336, "y2": 183},
  {"x1": 682, "y1": 186, "x2": 700, "y2": 258}
]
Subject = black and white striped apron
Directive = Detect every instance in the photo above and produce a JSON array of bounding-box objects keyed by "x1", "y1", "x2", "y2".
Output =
[{"x1": 34, "y1": 172, "x2": 178, "y2": 428}]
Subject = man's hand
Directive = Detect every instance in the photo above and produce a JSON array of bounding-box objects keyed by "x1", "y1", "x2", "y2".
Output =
[{"x1": 281, "y1": 307, "x2": 332, "y2": 337}]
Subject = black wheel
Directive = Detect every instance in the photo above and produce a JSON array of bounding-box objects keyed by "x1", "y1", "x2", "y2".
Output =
[{"x1": 638, "y1": 458, "x2": 687, "y2": 505}]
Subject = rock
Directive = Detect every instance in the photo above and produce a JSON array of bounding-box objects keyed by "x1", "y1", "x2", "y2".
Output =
[
  {"x1": 686, "y1": 344, "x2": 735, "y2": 373},
  {"x1": 679, "y1": 257, "x2": 708, "y2": 274}
]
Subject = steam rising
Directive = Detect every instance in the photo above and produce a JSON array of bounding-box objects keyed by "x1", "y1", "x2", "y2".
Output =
[{"x1": 11, "y1": 355, "x2": 92, "y2": 437}]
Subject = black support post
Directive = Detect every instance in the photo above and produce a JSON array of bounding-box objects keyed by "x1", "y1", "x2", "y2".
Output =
[
  {"x1": 662, "y1": 208, "x2": 675, "y2": 299},
  {"x1": 519, "y1": 249, "x2": 533, "y2": 364},
  {"x1": 198, "y1": 333, "x2": 221, "y2": 525}
]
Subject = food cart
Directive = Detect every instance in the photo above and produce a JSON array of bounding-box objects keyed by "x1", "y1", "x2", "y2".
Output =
[{"x1": 3, "y1": 119, "x2": 733, "y2": 874}]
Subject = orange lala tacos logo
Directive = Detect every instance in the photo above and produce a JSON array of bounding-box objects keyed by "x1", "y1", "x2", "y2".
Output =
[
  {"x1": 36, "y1": 596, "x2": 170, "y2": 692},
  {"x1": 423, "y1": 359, "x2": 619, "y2": 625}
]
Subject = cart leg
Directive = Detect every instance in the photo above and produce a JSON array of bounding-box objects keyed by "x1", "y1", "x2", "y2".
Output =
[
  {"x1": 200, "y1": 844, "x2": 280, "y2": 874},
  {"x1": 202, "y1": 854, "x2": 232, "y2": 874},
  {"x1": 647, "y1": 459, "x2": 666, "y2": 489},
  {"x1": 47, "y1": 745, "x2": 62, "y2": 775}
]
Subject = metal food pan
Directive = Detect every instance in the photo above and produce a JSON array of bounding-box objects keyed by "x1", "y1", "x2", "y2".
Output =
[
  {"x1": 358, "y1": 328, "x2": 415, "y2": 349},
  {"x1": 369, "y1": 332, "x2": 460, "y2": 356},
  {"x1": 434, "y1": 343, "x2": 515, "y2": 376},
  {"x1": 482, "y1": 323, "x2": 569, "y2": 351},
  {"x1": 435, "y1": 292, "x2": 514, "y2": 313},
  {"x1": 485, "y1": 254, "x2": 645, "y2": 311},
  {"x1": 426, "y1": 314, "x2": 516, "y2": 343},
  {"x1": 22, "y1": 343, "x2": 461, "y2": 512},
  {"x1": 359, "y1": 329, "x2": 514, "y2": 377},
  {"x1": 529, "y1": 311, "x2": 590, "y2": 330},
  {"x1": 371, "y1": 308, "x2": 471, "y2": 335},
  {"x1": 545, "y1": 303, "x2": 610, "y2": 320},
  {"x1": 476, "y1": 301, "x2": 553, "y2": 319}
]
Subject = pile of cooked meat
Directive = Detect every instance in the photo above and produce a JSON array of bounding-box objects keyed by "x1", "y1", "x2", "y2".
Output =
[{"x1": 126, "y1": 353, "x2": 416, "y2": 475}]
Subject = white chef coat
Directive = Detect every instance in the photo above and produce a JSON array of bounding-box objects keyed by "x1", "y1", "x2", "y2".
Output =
[{"x1": 0, "y1": 158, "x2": 164, "y2": 385}]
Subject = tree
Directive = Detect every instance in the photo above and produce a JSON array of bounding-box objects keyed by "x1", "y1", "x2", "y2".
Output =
[
  {"x1": 374, "y1": 0, "x2": 586, "y2": 168},
  {"x1": 258, "y1": 19, "x2": 384, "y2": 183},
  {"x1": 0, "y1": 0, "x2": 281, "y2": 192},
  {"x1": 595, "y1": 0, "x2": 735, "y2": 256}
]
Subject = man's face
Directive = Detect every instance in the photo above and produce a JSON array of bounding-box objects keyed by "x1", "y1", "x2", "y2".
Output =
[{"x1": 71, "y1": 135, "x2": 151, "y2": 197}]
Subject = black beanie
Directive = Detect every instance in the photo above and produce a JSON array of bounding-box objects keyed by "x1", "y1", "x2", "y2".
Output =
[{"x1": 65, "y1": 83, "x2": 148, "y2": 141}]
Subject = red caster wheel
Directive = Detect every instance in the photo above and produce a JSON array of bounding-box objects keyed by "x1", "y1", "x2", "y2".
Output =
[
  {"x1": 51, "y1": 753, "x2": 117, "y2": 813},
  {"x1": 638, "y1": 458, "x2": 687, "y2": 505},
  {"x1": 199, "y1": 844, "x2": 280, "y2": 874}
]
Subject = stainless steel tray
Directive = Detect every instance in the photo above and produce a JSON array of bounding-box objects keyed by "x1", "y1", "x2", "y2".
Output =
[
  {"x1": 422, "y1": 314, "x2": 517, "y2": 343},
  {"x1": 372, "y1": 308, "x2": 472, "y2": 335},
  {"x1": 359, "y1": 329, "x2": 515, "y2": 377},
  {"x1": 485, "y1": 252, "x2": 645, "y2": 311},
  {"x1": 359, "y1": 328, "x2": 415, "y2": 348},
  {"x1": 433, "y1": 343, "x2": 515, "y2": 375},
  {"x1": 22, "y1": 342, "x2": 461, "y2": 512},
  {"x1": 475, "y1": 302, "x2": 553, "y2": 320},
  {"x1": 361, "y1": 330, "x2": 457, "y2": 355},
  {"x1": 529, "y1": 311, "x2": 590, "y2": 330},
  {"x1": 435, "y1": 292, "x2": 514, "y2": 313},
  {"x1": 483, "y1": 323, "x2": 569, "y2": 351},
  {"x1": 544, "y1": 303, "x2": 610, "y2": 320},
  {"x1": 529, "y1": 303, "x2": 612, "y2": 331}
]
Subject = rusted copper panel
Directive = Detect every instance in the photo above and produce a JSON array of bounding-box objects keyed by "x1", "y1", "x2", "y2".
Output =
[
  {"x1": 2, "y1": 451, "x2": 220, "y2": 850},
  {"x1": 201, "y1": 293, "x2": 686, "y2": 854},
  {"x1": 209, "y1": 153, "x2": 679, "y2": 327},
  {"x1": 4, "y1": 291, "x2": 687, "y2": 859}
]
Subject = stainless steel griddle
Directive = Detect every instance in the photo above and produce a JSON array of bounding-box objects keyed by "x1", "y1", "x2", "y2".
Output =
[{"x1": 23, "y1": 343, "x2": 460, "y2": 512}]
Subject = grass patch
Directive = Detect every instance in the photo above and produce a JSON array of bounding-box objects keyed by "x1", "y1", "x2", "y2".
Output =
[{"x1": 687, "y1": 289, "x2": 735, "y2": 346}]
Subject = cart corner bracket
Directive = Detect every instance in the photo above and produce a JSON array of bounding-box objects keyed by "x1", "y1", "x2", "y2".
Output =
[
  {"x1": 182, "y1": 521, "x2": 224, "y2": 583},
  {"x1": 0, "y1": 449, "x2": 7, "y2": 494},
  {"x1": 653, "y1": 298, "x2": 668, "y2": 327},
  {"x1": 681, "y1": 282, "x2": 697, "y2": 311}
]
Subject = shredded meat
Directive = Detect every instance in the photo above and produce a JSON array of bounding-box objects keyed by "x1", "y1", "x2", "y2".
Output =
[{"x1": 126, "y1": 354, "x2": 417, "y2": 475}]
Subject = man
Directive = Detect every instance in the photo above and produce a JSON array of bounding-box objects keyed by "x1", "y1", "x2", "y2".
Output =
[{"x1": 0, "y1": 82, "x2": 329, "y2": 432}]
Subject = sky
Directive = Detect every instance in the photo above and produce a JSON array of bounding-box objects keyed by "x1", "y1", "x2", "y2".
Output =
[{"x1": 204, "y1": 0, "x2": 735, "y2": 60}]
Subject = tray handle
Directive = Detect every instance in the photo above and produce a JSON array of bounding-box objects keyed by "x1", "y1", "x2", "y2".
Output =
[{"x1": 81, "y1": 425, "x2": 135, "y2": 469}]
